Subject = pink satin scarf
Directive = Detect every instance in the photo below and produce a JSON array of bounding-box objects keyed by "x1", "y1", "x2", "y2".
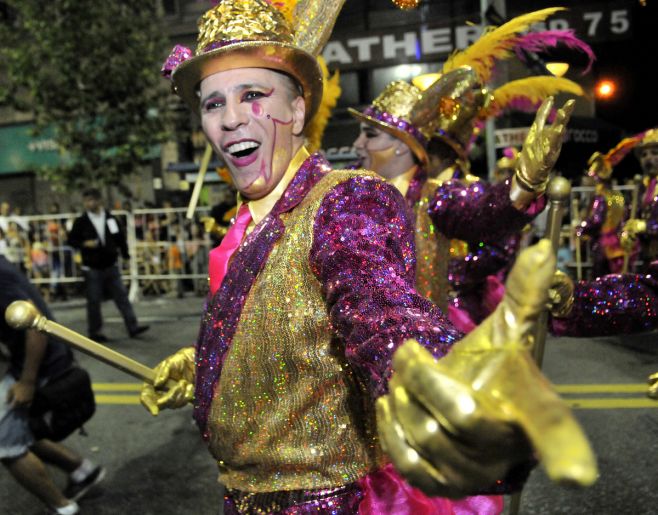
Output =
[
  {"x1": 358, "y1": 464, "x2": 504, "y2": 515},
  {"x1": 208, "y1": 203, "x2": 252, "y2": 296}
]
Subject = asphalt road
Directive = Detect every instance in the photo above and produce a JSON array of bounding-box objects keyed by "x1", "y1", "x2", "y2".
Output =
[{"x1": 1, "y1": 295, "x2": 657, "y2": 514}]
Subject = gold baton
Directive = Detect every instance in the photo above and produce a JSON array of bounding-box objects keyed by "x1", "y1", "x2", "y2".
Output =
[
  {"x1": 532, "y1": 177, "x2": 571, "y2": 366},
  {"x1": 5, "y1": 300, "x2": 175, "y2": 389},
  {"x1": 510, "y1": 176, "x2": 572, "y2": 515}
]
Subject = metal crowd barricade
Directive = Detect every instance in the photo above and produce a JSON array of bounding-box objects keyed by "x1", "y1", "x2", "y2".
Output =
[
  {"x1": 129, "y1": 206, "x2": 213, "y2": 301},
  {"x1": 2, "y1": 206, "x2": 216, "y2": 302}
]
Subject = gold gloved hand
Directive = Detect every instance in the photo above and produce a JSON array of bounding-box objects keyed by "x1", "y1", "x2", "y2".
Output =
[
  {"x1": 548, "y1": 270, "x2": 575, "y2": 318},
  {"x1": 200, "y1": 216, "x2": 228, "y2": 238},
  {"x1": 620, "y1": 218, "x2": 647, "y2": 251},
  {"x1": 648, "y1": 372, "x2": 658, "y2": 399},
  {"x1": 376, "y1": 240, "x2": 597, "y2": 498},
  {"x1": 511, "y1": 97, "x2": 576, "y2": 207},
  {"x1": 140, "y1": 346, "x2": 196, "y2": 416}
]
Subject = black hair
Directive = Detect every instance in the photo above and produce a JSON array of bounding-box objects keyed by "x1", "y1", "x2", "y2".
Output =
[{"x1": 82, "y1": 187, "x2": 102, "y2": 199}]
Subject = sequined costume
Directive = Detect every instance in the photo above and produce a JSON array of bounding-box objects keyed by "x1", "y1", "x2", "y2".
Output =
[
  {"x1": 349, "y1": 73, "x2": 545, "y2": 317},
  {"x1": 576, "y1": 183, "x2": 627, "y2": 277},
  {"x1": 196, "y1": 150, "x2": 502, "y2": 513},
  {"x1": 551, "y1": 262, "x2": 658, "y2": 337},
  {"x1": 637, "y1": 175, "x2": 658, "y2": 267}
]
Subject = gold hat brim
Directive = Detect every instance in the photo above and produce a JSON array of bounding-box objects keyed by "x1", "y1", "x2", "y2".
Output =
[
  {"x1": 172, "y1": 41, "x2": 323, "y2": 124},
  {"x1": 348, "y1": 107, "x2": 428, "y2": 166}
]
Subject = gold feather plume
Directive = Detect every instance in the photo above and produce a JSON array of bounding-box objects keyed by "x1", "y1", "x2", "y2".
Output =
[
  {"x1": 487, "y1": 76, "x2": 584, "y2": 116},
  {"x1": 443, "y1": 7, "x2": 566, "y2": 83},
  {"x1": 305, "y1": 56, "x2": 341, "y2": 153}
]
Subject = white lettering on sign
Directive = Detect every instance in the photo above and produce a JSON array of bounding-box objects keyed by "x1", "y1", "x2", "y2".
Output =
[
  {"x1": 382, "y1": 32, "x2": 418, "y2": 60},
  {"x1": 347, "y1": 36, "x2": 381, "y2": 61},
  {"x1": 323, "y1": 41, "x2": 353, "y2": 65},
  {"x1": 496, "y1": 127, "x2": 599, "y2": 149},
  {"x1": 454, "y1": 25, "x2": 482, "y2": 49},
  {"x1": 420, "y1": 27, "x2": 451, "y2": 54},
  {"x1": 322, "y1": 6, "x2": 630, "y2": 69},
  {"x1": 27, "y1": 139, "x2": 59, "y2": 152}
]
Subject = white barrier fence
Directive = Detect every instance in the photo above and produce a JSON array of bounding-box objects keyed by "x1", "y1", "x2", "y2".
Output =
[
  {"x1": 0, "y1": 207, "x2": 217, "y2": 301},
  {"x1": 0, "y1": 184, "x2": 644, "y2": 297}
]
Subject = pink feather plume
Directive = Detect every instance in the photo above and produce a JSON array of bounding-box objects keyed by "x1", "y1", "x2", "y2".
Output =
[{"x1": 513, "y1": 29, "x2": 596, "y2": 75}]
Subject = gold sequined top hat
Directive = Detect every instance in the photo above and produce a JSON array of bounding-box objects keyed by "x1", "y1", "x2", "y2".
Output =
[
  {"x1": 162, "y1": 0, "x2": 346, "y2": 123},
  {"x1": 348, "y1": 67, "x2": 483, "y2": 165}
]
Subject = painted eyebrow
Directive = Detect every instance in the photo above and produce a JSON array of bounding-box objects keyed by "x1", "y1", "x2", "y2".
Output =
[{"x1": 200, "y1": 83, "x2": 269, "y2": 106}]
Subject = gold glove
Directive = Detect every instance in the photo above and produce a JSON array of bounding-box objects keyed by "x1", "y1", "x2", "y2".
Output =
[
  {"x1": 648, "y1": 372, "x2": 658, "y2": 399},
  {"x1": 376, "y1": 240, "x2": 597, "y2": 498},
  {"x1": 200, "y1": 216, "x2": 228, "y2": 238},
  {"x1": 140, "y1": 346, "x2": 196, "y2": 416},
  {"x1": 620, "y1": 218, "x2": 647, "y2": 251},
  {"x1": 548, "y1": 270, "x2": 575, "y2": 318},
  {"x1": 511, "y1": 98, "x2": 576, "y2": 208}
]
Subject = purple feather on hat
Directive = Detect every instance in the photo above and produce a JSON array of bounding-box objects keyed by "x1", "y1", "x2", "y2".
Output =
[{"x1": 514, "y1": 29, "x2": 596, "y2": 75}]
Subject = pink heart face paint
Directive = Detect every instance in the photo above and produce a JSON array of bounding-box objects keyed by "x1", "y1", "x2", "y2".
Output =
[{"x1": 200, "y1": 68, "x2": 301, "y2": 199}]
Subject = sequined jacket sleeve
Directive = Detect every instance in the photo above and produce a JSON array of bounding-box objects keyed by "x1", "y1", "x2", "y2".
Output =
[
  {"x1": 575, "y1": 195, "x2": 606, "y2": 238},
  {"x1": 550, "y1": 266, "x2": 658, "y2": 337},
  {"x1": 310, "y1": 176, "x2": 460, "y2": 398},
  {"x1": 449, "y1": 235, "x2": 520, "y2": 288},
  {"x1": 428, "y1": 179, "x2": 544, "y2": 244}
]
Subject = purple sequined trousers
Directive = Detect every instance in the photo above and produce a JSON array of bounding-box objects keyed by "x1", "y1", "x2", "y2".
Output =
[{"x1": 223, "y1": 484, "x2": 363, "y2": 514}]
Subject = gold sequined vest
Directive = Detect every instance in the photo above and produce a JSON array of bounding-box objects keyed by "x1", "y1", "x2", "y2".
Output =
[
  {"x1": 208, "y1": 170, "x2": 383, "y2": 493},
  {"x1": 414, "y1": 177, "x2": 449, "y2": 312}
]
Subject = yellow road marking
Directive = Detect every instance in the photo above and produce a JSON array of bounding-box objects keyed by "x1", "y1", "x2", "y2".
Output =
[
  {"x1": 91, "y1": 384, "x2": 658, "y2": 409},
  {"x1": 555, "y1": 384, "x2": 647, "y2": 394},
  {"x1": 566, "y1": 398, "x2": 658, "y2": 409},
  {"x1": 93, "y1": 383, "x2": 142, "y2": 391},
  {"x1": 95, "y1": 394, "x2": 141, "y2": 404}
]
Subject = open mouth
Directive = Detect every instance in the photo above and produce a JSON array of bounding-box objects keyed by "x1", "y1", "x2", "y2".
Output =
[{"x1": 226, "y1": 141, "x2": 260, "y2": 159}]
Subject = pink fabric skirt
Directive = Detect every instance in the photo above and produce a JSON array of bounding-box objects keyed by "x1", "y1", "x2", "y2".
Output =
[{"x1": 358, "y1": 464, "x2": 504, "y2": 515}]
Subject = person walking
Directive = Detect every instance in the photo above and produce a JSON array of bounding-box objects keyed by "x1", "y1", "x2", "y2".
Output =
[
  {"x1": 0, "y1": 255, "x2": 105, "y2": 514},
  {"x1": 67, "y1": 188, "x2": 148, "y2": 342}
]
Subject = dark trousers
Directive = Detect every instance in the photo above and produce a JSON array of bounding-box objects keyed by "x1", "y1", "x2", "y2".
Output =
[{"x1": 84, "y1": 265, "x2": 138, "y2": 336}]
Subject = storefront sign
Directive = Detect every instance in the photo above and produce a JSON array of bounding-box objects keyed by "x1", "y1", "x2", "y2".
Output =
[{"x1": 323, "y1": 3, "x2": 632, "y2": 69}]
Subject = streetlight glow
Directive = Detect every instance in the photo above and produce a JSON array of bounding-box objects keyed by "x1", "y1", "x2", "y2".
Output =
[{"x1": 595, "y1": 79, "x2": 617, "y2": 99}]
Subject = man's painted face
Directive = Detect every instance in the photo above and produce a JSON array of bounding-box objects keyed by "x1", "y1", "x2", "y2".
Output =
[
  {"x1": 638, "y1": 145, "x2": 658, "y2": 177},
  {"x1": 352, "y1": 123, "x2": 406, "y2": 180},
  {"x1": 200, "y1": 68, "x2": 305, "y2": 200}
]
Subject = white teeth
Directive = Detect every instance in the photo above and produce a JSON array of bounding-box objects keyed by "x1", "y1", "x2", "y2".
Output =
[{"x1": 227, "y1": 141, "x2": 259, "y2": 155}]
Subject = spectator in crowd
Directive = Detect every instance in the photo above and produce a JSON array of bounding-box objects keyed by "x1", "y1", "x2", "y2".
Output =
[
  {"x1": 0, "y1": 255, "x2": 105, "y2": 515},
  {"x1": 67, "y1": 188, "x2": 149, "y2": 342},
  {"x1": 0, "y1": 201, "x2": 10, "y2": 234}
]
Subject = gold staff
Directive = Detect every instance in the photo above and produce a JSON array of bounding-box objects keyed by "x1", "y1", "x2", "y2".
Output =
[
  {"x1": 572, "y1": 196, "x2": 583, "y2": 281},
  {"x1": 5, "y1": 300, "x2": 174, "y2": 388},
  {"x1": 622, "y1": 174, "x2": 643, "y2": 273},
  {"x1": 185, "y1": 143, "x2": 214, "y2": 220},
  {"x1": 509, "y1": 176, "x2": 572, "y2": 515}
]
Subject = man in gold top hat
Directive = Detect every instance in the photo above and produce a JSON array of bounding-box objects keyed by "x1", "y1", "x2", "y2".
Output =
[
  {"x1": 349, "y1": 69, "x2": 572, "y2": 325},
  {"x1": 141, "y1": 1, "x2": 596, "y2": 513}
]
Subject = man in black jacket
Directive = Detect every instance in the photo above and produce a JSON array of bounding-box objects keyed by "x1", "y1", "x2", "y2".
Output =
[
  {"x1": 0, "y1": 256, "x2": 105, "y2": 514},
  {"x1": 68, "y1": 188, "x2": 148, "y2": 342}
]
